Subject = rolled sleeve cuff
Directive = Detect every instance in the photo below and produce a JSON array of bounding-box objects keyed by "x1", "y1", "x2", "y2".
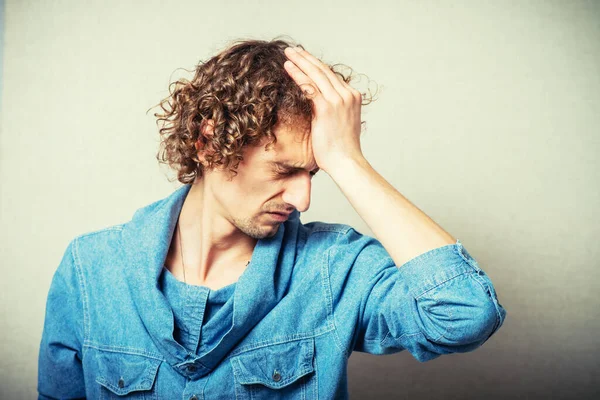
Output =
[
  {"x1": 395, "y1": 239, "x2": 506, "y2": 347},
  {"x1": 396, "y1": 239, "x2": 477, "y2": 297}
]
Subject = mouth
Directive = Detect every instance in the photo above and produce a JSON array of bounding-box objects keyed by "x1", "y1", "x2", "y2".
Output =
[{"x1": 266, "y1": 212, "x2": 290, "y2": 221}]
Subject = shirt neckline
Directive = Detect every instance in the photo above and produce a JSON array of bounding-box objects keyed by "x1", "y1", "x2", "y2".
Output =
[{"x1": 162, "y1": 265, "x2": 237, "y2": 293}]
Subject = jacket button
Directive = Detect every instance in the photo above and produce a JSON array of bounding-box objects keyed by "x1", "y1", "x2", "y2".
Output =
[
  {"x1": 118, "y1": 377, "x2": 125, "y2": 388},
  {"x1": 272, "y1": 370, "x2": 281, "y2": 382},
  {"x1": 187, "y1": 365, "x2": 197, "y2": 373},
  {"x1": 189, "y1": 396, "x2": 198, "y2": 400}
]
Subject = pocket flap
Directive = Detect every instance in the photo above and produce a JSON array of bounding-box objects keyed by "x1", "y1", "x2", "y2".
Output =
[
  {"x1": 230, "y1": 337, "x2": 315, "y2": 389},
  {"x1": 94, "y1": 349, "x2": 162, "y2": 395}
]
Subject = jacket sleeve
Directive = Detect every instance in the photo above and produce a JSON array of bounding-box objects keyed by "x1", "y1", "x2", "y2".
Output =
[
  {"x1": 38, "y1": 239, "x2": 87, "y2": 399},
  {"x1": 330, "y1": 228, "x2": 507, "y2": 361}
]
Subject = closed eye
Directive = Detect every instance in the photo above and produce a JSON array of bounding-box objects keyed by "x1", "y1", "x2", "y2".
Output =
[
  {"x1": 279, "y1": 169, "x2": 319, "y2": 177},
  {"x1": 271, "y1": 161, "x2": 319, "y2": 177}
]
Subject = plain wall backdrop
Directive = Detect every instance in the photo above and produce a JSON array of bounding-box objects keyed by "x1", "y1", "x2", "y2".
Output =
[{"x1": 1, "y1": 0, "x2": 599, "y2": 399}]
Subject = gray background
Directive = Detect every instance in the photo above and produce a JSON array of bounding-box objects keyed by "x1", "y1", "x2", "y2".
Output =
[{"x1": 1, "y1": 0, "x2": 599, "y2": 399}]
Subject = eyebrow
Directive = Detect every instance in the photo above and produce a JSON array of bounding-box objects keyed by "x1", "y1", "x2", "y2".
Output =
[{"x1": 271, "y1": 161, "x2": 320, "y2": 174}]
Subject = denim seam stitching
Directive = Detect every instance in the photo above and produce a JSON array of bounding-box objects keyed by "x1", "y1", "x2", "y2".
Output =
[
  {"x1": 399, "y1": 242, "x2": 459, "y2": 269},
  {"x1": 379, "y1": 331, "x2": 422, "y2": 342},
  {"x1": 75, "y1": 225, "x2": 124, "y2": 241},
  {"x1": 380, "y1": 329, "x2": 392, "y2": 346},
  {"x1": 231, "y1": 350, "x2": 314, "y2": 388},
  {"x1": 229, "y1": 335, "x2": 315, "y2": 356},
  {"x1": 309, "y1": 225, "x2": 352, "y2": 235},
  {"x1": 202, "y1": 359, "x2": 212, "y2": 400},
  {"x1": 322, "y1": 238, "x2": 347, "y2": 357},
  {"x1": 324, "y1": 231, "x2": 350, "y2": 358},
  {"x1": 72, "y1": 237, "x2": 90, "y2": 352},
  {"x1": 231, "y1": 357, "x2": 242, "y2": 400},
  {"x1": 96, "y1": 361, "x2": 159, "y2": 395},
  {"x1": 472, "y1": 270, "x2": 501, "y2": 308},
  {"x1": 241, "y1": 366, "x2": 311, "y2": 388},
  {"x1": 313, "y1": 339, "x2": 319, "y2": 399},
  {"x1": 301, "y1": 369, "x2": 306, "y2": 400},
  {"x1": 414, "y1": 272, "x2": 472, "y2": 342},
  {"x1": 470, "y1": 273, "x2": 503, "y2": 335},
  {"x1": 227, "y1": 331, "x2": 329, "y2": 358},
  {"x1": 360, "y1": 261, "x2": 397, "y2": 344},
  {"x1": 431, "y1": 301, "x2": 454, "y2": 342},
  {"x1": 413, "y1": 268, "x2": 472, "y2": 299},
  {"x1": 83, "y1": 343, "x2": 165, "y2": 361}
]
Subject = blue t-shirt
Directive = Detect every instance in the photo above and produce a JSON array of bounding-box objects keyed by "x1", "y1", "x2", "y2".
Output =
[{"x1": 159, "y1": 266, "x2": 236, "y2": 355}]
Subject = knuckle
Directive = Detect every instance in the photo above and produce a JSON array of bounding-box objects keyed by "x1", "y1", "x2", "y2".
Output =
[
  {"x1": 330, "y1": 96, "x2": 344, "y2": 107},
  {"x1": 342, "y1": 91, "x2": 355, "y2": 102}
]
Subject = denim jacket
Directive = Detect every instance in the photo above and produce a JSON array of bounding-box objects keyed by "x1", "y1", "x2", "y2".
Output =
[{"x1": 38, "y1": 184, "x2": 506, "y2": 399}]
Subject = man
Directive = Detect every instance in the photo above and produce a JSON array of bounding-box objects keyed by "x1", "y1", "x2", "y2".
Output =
[{"x1": 38, "y1": 39, "x2": 506, "y2": 399}]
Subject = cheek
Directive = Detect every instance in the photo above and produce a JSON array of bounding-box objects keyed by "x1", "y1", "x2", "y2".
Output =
[{"x1": 250, "y1": 181, "x2": 285, "y2": 207}]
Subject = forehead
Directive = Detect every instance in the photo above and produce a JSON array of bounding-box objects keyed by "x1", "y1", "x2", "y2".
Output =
[{"x1": 263, "y1": 123, "x2": 318, "y2": 170}]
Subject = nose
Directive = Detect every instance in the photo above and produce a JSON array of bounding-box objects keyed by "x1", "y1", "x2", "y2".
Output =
[{"x1": 281, "y1": 172, "x2": 312, "y2": 213}]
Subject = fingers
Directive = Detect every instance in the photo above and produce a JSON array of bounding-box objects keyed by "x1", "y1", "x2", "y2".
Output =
[
  {"x1": 284, "y1": 47, "x2": 348, "y2": 103},
  {"x1": 283, "y1": 59, "x2": 322, "y2": 100},
  {"x1": 290, "y1": 47, "x2": 352, "y2": 95}
]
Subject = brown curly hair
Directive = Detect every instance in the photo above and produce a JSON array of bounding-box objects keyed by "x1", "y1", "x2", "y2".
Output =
[{"x1": 148, "y1": 36, "x2": 378, "y2": 184}]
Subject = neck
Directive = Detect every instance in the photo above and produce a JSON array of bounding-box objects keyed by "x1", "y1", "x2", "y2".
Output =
[{"x1": 175, "y1": 179, "x2": 257, "y2": 283}]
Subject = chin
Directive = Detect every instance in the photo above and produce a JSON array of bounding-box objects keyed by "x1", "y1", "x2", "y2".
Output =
[{"x1": 236, "y1": 220, "x2": 279, "y2": 240}]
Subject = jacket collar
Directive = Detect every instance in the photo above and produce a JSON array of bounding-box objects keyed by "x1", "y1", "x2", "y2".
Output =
[{"x1": 120, "y1": 184, "x2": 301, "y2": 378}]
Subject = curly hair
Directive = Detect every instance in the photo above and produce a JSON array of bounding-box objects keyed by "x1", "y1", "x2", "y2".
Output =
[{"x1": 148, "y1": 36, "x2": 378, "y2": 184}]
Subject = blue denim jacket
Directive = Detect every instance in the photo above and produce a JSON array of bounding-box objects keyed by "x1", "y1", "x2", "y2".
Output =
[{"x1": 38, "y1": 184, "x2": 506, "y2": 399}]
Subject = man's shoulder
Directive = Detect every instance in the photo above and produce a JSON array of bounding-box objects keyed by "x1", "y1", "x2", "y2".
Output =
[
  {"x1": 301, "y1": 220, "x2": 354, "y2": 236},
  {"x1": 70, "y1": 224, "x2": 125, "y2": 254},
  {"x1": 299, "y1": 220, "x2": 387, "y2": 256},
  {"x1": 298, "y1": 220, "x2": 379, "y2": 251}
]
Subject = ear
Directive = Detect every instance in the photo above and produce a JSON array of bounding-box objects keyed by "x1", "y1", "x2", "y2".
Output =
[
  {"x1": 195, "y1": 119, "x2": 215, "y2": 165},
  {"x1": 201, "y1": 118, "x2": 215, "y2": 137}
]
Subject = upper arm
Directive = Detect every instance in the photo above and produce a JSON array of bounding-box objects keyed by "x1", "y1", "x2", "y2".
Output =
[
  {"x1": 37, "y1": 239, "x2": 87, "y2": 398},
  {"x1": 328, "y1": 229, "x2": 507, "y2": 361}
]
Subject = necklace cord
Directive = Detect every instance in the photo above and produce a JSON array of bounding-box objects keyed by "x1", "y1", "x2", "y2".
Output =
[
  {"x1": 178, "y1": 222, "x2": 187, "y2": 284},
  {"x1": 177, "y1": 222, "x2": 251, "y2": 285}
]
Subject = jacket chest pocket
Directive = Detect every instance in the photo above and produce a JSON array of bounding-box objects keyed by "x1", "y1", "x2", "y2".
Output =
[
  {"x1": 229, "y1": 337, "x2": 317, "y2": 400},
  {"x1": 93, "y1": 348, "x2": 163, "y2": 399}
]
